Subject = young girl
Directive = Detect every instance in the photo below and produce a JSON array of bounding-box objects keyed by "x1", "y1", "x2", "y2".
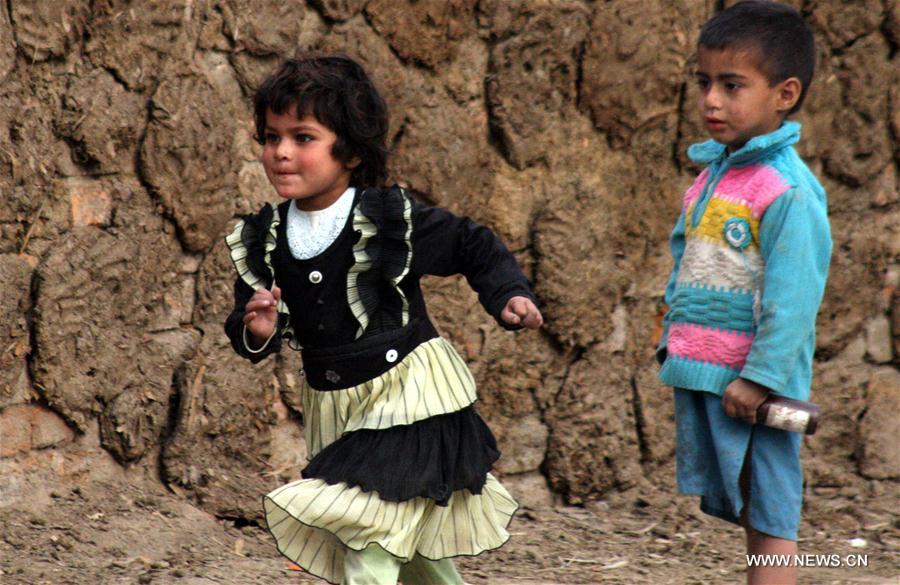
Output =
[
  {"x1": 223, "y1": 55, "x2": 542, "y2": 585},
  {"x1": 657, "y1": 2, "x2": 831, "y2": 584}
]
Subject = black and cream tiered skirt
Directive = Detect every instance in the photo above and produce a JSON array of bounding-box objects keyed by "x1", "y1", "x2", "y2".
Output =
[{"x1": 263, "y1": 337, "x2": 518, "y2": 584}]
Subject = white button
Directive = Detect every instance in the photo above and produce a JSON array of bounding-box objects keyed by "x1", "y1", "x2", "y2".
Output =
[
  {"x1": 309, "y1": 270, "x2": 323, "y2": 284},
  {"x1": 385, "y1": 349, "x2": 398, "y2": 363}
]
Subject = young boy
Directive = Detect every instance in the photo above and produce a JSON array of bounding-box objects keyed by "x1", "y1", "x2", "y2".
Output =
[{"x1": 656, "y1": 2, "x2": 832, "y2": 583}]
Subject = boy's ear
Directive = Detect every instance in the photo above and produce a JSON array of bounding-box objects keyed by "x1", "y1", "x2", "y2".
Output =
[
  {"x1": 346, "y1": 156, "x2": 361, "y2": 170},
  {"x1": 776, "y1": 77, "x2": 802, "y2": 113}
]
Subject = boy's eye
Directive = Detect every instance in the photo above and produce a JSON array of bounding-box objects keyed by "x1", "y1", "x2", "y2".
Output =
[
  {"x1": 696, "y1": 78, "x2": 710, "y2": 89},
  {"x1": 264, "y1": 132, "x2": 279, "y2": 144},
  {"x1": 295, "y1": 134, "x2": 313, "y2": 143},
  {"x1": 725, "y1": 82, "x2": 741, "y2": 91}
]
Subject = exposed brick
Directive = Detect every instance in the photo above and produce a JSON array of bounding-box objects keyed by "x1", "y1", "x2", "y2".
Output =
[
  {"x1": 0, "y1": 404, "x2": 33, "y2": 457},
  {"x1": 0, "y1": 404, "x2": 74, "y2": 456},
  {"x1": 69, "y1": 180, "x2": 112, "y2": 227},
  {"x1": 30, "y1": 405, "x2": 74, "y2": 449}
]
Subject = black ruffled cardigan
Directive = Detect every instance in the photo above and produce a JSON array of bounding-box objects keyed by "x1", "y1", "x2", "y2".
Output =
[{"x1": 223, "y1": 186, "x2": 536, "y2": 505}]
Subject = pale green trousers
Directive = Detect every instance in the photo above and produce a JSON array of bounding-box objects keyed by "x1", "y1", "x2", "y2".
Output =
[{"x1": 342, "y1": 544, "x2": 465, "y2": 585}]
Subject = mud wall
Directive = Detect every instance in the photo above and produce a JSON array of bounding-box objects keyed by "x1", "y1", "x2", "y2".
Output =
[{"x1": 1, "y1": 0, "x2": 897, "y2": 518}]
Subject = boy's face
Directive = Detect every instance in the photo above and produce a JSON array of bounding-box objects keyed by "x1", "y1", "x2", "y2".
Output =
[
  {"x1": 261, "y1": 105, "x2": 358, "y2": 211},
  {"x1": 695, "y1": 46, "x2": 800, "y2": 151}
]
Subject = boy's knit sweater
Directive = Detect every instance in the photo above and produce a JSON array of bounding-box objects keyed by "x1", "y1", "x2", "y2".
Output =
[{"x1": 657, "y1": 121, "x2": 831, "y2": 400}]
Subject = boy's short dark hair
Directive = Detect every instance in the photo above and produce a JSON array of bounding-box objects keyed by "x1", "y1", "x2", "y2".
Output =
[
  {"x1": 254, "y1": 55, "x2": 389, "y2": 188},
  {"x1": 699, "y1": 0, "x2": 815, "y2": 114}
]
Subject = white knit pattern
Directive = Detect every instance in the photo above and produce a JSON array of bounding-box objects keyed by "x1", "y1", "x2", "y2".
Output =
[
  {"x1": 675, "y1": 237, "x2": 763, "y2": 293},
  {"x1": 286, "y1": 188, "x2": 356, "y2": 260}
]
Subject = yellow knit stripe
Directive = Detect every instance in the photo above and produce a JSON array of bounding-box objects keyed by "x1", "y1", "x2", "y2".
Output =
[{"x1": 685, "y1": 196, "x2": 760, "y2": 251}]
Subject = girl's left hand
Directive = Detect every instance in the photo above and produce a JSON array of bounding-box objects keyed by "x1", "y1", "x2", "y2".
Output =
[
  {"x1": 501, "y1": 296, "x2": 543, "y2": 330},
  {"x1": 722, "y1": 378, "x2": 770, "y2": 424}
]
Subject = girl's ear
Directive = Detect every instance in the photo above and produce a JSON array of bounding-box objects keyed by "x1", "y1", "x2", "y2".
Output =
[
  {"x1": 346, "y1": 156, "x2": 361, "y2": 170},
  {"x1": 776, "y1": 77, "x2": 802, "y2": 113}
]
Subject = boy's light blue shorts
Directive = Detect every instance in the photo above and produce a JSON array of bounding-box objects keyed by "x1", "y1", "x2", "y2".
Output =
[{"x1": 674, "y1": 388, "x2": 803, "y2": 541}]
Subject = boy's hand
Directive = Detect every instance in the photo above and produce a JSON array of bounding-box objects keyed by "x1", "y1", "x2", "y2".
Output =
[
  {"x1": 243, "y1": 286, "x2": 281, "y2": 346},
  {"x1": 501, "y1": 296, "x2": 543, "y2": 330},
  {"x1": 722, "y1": 378, "x2": 770, "y2": 424}
]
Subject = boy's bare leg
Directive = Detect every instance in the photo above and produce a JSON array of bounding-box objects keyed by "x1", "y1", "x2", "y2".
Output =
[
  {"x1": 739, "y1": 444, "x2": 797, "y2": 585},
  {"x1": 745, "y1": 528, "x2": 797, "y2": 585}
]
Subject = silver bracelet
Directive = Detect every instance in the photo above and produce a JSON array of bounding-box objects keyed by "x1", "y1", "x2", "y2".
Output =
[{"x1": 243, "y1": 324, "x2": 277, "y2": 353}]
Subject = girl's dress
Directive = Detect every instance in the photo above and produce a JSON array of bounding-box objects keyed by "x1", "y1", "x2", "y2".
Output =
[{"x1": 224, "y1": 185, "x2": 534, "y2": 584}]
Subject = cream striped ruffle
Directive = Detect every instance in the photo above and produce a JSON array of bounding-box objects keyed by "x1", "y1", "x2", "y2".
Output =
[
  {"x1": 301, "y1": 337, "x2": 477, "y2": 457},
  {"x1": 347, "y1": 209, "x2": 378, "y2": 338},
  {"x1": 346, "y1": 191, "x2": 414, "y2": 339},
  {"x1": 389, "y1": 195, "x2": 413, "y2": 326},
  {"x1": 224, "y1": 206, "x2": 298, "y2": 349},
  {"x1": 264, "y1": 473, "x2": 517, "y2": 584},
  {"x1": 224, "y1": 204, "x2": 279, "y2": 293}
]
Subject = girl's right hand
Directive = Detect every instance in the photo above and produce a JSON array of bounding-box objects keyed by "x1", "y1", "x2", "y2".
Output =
[{"x1": 243, "y1": 286, "x2": 281, "y2": 346}]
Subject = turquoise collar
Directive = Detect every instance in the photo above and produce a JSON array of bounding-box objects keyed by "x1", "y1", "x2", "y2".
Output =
[{"x1": 687, "y1": 120, "x2": 801, "y2": 166}]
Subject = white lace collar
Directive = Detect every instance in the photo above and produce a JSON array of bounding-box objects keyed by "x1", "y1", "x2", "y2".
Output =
[{"x1": 286, "y1": 187, "x2": 356, "y2": 260}]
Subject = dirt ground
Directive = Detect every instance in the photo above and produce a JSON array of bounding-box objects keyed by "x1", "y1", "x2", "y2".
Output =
[
  {"x1": 2, "y1": 446, "x2": 897, "y2": 585},
  {"x1": 0, "y1": 1, "x2": 897, "y2": 584}
]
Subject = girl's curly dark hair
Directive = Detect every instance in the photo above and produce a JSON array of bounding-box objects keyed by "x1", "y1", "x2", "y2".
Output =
[{"x1": 253, "y1": 55, "x2": 389, "y2": 188}]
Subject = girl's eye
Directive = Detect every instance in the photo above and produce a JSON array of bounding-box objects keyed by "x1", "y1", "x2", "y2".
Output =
[
  {"x1": 295, "y1": 134, "x2": 313, "y2": 143},
  {"x1": 265, "y1": 133, "x2": 279, "y2": 144}
]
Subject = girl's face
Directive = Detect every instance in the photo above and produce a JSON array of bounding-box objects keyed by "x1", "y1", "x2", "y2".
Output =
[
  {"x1": 261, "y1": 105, "x2": 358, "y2": 211},
  {"x1": 695, "y1": 46, "x2": 799, "y2": 151}
]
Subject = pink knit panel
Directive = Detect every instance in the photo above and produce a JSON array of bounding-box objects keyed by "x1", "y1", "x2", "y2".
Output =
[
  {"x1": 713, "y1": 165, "x2": 789, "y2": 218},
  {"x1": 683, "y1": 168, "x2": 710, "y2": 209},
  {"x1": 667, "y1": 322, "x2": 755, "y2": 370}
]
